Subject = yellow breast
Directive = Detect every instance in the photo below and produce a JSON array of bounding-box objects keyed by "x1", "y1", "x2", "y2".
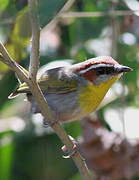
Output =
[{"x1": 79, "y1": 76, "x2": 120, "y2": 113}]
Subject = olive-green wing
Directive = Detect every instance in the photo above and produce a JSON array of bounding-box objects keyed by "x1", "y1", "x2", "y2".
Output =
[
  {"x1": 8, "y1": 67, "x2": 78, "y2": 99},
  {"x1": 37, "y1": 68, "x2": 78, "y2": 94}
]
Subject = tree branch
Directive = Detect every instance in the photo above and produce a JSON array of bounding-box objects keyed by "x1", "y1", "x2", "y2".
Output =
[
  {"x1": 44, "y1": 0, "x2": 75, "y2": 31},
  {"x1": 0, "y1": 0, "x2": 91, "y2": 179},
  {"x1": 28, "y1": 0, "x2": 40, "y2": 79},
  {"x1": 110, "y1": 1, "x2": 119, "y2": 59},
  {"x1": 60, "y1": 10, "x2": 139, "y2": 18}
]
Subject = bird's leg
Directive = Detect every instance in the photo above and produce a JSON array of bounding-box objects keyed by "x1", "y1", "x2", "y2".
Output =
[
  {"x1": 43, "y1": 113, "x2": 78, "y2": 159},
  {"x1": 62, "y1": 135, "x2": 78, "y2": 158}
]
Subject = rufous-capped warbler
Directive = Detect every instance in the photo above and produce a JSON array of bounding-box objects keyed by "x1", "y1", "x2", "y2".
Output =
[{"x1": 9, "y1": 56, "x2": 132, "y2": 123}]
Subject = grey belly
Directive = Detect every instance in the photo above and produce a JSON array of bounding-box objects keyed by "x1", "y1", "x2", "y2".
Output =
[
  {"x1": 29, "y1": 91, "x2": 85, "y2": 122},
  {"x1": 45, "y1": 91, "x2": 78, "y2": 112},
  {"x1": 45, "y1": 91, "x2": 82, "y2": 122}
]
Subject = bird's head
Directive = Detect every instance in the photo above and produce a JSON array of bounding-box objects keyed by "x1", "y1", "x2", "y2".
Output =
[{"x1": 73, "y1": 56, "x2": 132, "y2": 85}]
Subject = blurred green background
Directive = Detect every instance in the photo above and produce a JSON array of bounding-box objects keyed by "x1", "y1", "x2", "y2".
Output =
[{"x1": 0, "y1": 0, "x2": 139, "y2": 179}]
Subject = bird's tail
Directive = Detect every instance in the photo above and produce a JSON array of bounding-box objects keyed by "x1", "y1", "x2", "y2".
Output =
[{"x1": 8, "y1": 82, "x2": 30, "y2": 99}]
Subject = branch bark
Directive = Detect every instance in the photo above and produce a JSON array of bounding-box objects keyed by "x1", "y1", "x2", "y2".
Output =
[
  {"x1": 0, "y1": 0, "x2": 91, "y2": 179},
  {"x1": 60, "y1": 10, "x2": 139, "y2": 18},
  {"x1": 28, "y1": 0, "x2": 40, "y2": 79},
  {"x1": 44, "y1": 0, "x2": 75, "y2": 31}
]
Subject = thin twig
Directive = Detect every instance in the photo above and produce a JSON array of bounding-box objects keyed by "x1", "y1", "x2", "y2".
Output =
[
  {"x1": 110, "y1": 1, "x2": 119, "y2": 59},
  {"x1": 44, "y1": 0, "x2": 75, "y2": 31},
  {"x1": 28, "y1": 0, "x2": 40, "y2": 79},
  {"x1": 60, "y1": 10, "x2": 139, "y2": 18},
  {"x1": 1, "y1": 10, "x2": 139, "y2": 26}
]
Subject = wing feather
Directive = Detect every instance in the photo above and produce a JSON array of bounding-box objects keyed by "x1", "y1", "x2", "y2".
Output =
[{"x1": 8, "y1": 67, "x2": 78, "y2": 98}]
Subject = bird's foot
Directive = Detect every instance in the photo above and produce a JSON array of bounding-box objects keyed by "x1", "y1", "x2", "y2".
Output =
[
  {"x1": 43, "y1": 111, "x2": 60, "y2": 128},
  {"x1": 61, "y1": 135, "x2": 78, "y2": 159},
  {"x1": 43, "y1": 119, "x2": 59, "y2": 128}
]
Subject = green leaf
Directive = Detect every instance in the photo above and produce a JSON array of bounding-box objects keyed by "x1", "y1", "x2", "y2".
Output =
[
  {"x1": 68, "y1": 173, "x2": 81, "y2": 180},
  {"x1": 0, "y1": 0, "x2": 9, "y2": 11},
  {"x1": 0, "y1": 132, "x2": 14, "y2": 180}
]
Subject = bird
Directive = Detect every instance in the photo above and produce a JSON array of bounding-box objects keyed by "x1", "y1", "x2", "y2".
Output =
[{"x1": 9, "y1": 56, "x2": 132, "y2": 123}]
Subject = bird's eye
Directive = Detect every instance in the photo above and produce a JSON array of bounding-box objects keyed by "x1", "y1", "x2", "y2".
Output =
[
  {"x1": 97, "y1": 65, "x2": 114, "y2": 75},
  {"x1": 105, "y1": 67, "x2": 113, "y2": 74},
  {"x1": 97, "y1": 68, "x2": 105, "y2": 74}
]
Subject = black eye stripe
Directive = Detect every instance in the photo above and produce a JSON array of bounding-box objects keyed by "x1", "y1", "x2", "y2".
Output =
[
  {"x1": 92, "y1": 64, "x2": 115, "y2": 75},
  {"x1": 97, "y1": 67, "x2": 114, "y2": 74},
  {"x1": 78, "y1": 64, "x2": 115, "y2": 75}
]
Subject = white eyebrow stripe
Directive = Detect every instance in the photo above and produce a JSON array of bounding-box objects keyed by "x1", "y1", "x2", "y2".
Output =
[{"x1": 79, "y1": 64, "x2": 113, "y2": 74}]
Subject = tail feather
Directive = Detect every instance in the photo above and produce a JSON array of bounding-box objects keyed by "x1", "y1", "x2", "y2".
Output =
[
  {"x1": 8, "y1": 91, "x2": 19, "y2": 99},
  {"x1": 8, "y1": 82, "x2": 30, "y2": 99}
]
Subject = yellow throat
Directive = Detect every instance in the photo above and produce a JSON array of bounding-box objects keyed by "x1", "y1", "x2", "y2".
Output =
[{"x1": 79, "y1": 75, "x2": 120, "y2": 113}]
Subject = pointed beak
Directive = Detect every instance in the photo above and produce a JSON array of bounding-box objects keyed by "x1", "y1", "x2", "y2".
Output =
[{"x1": 115, "y1": 65, "x2": 133, "y2": 73}]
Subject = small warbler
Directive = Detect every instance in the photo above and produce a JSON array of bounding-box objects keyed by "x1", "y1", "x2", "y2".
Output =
[{"x1": 9, "y1": 56, "x2": 132, "y2": 122}]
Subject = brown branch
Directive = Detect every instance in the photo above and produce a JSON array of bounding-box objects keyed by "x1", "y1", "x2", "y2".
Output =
[
  {"x1": 60, "y1": 10, "x2": 139, "y2": 18},
  {"x1": 110, "y1": 1, "x2": 119, "y2": 59},
  {"x1": 44, "y1": 0, "x2": 75, "y2": 31},
  {"x1": 0, "y1": 0, "x2": 91, "y2": 179},
  {"x1": 28, "y1": 0, "x2": 40, "y2": 79}
]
